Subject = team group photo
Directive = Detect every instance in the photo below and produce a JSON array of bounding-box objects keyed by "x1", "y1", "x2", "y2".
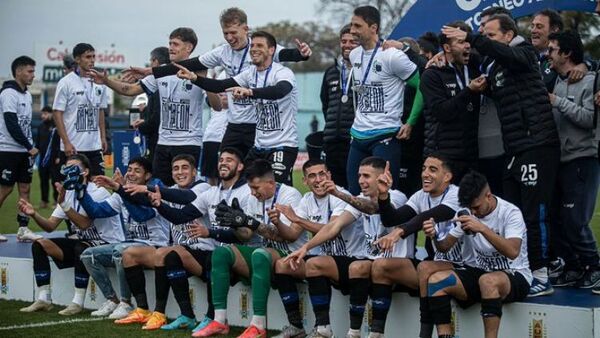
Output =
[{"x1": 1, "y1": 0, "x2": 600, "y2": 337}]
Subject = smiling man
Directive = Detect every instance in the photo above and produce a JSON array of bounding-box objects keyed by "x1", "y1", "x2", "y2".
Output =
[{"x1": 175, "y1": 31, "x2": 300, "y2": 186}]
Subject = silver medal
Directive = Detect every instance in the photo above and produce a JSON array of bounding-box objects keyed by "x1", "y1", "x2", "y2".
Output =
[
  {"x1": 467, "y1": 102, "x2": 474, "y2": 112},
  {"x1": 341, "y1": 94, "x2": 349, "y2": 103},
  {"x1": 133, "y1": 135, "x2": 141, "y2": 144}
]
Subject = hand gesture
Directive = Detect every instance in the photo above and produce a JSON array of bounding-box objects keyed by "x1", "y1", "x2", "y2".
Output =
[
  {"x1": 215, "y1": 198, "x2": 250, "y2": 228},
  {"x1": 422, "y1": 218, "x2": 437, "y2": 238},
  {"x1": 186, "y1": 220, "x2": 209, "y2": 239},
  {"x1": 267, "y1": 207, "x2": 280, "y2": 225},
  {"x1": 397, "y1": 124, "x2": 412, "y2": 140},
  {"x1": 17, "y1": 198, "x2": 36, "y2": 216},
  {"x1": 275, "y1": 204, "x2": 299, "y2": 223},
  {"x1": 382, "y1": 40, "x2": 405, "y2": 51},
  {"x1": 113, "y1": 168, "x2": 125, "y2": 186},
  {"x1": 89, "y1": 69, "x2": 109, "y2": 85},
  {"x1": 226, "y1": 86, "x2": 253, "y2": 100},
  {"x1": 123, "y1": 184, "x2": 148, "y2": 196},
  {"x1": 28, "y1": 147, "x2": 39, "y2": 157},
  {"x1": 320, "y1": 179, "x2": 338, "y2": 196},
  {"x1": 456, "y1": 214, "x2": 485, "y2": 234},
  {"x1": 442, "y1": 26, "x2": 467, "y2": 41},
  {"x1": 373, "y1": 227, "x2": 403, "y2": 251},
  {"x1": 376, "y1": 161, "x2": 393, "y2": 199},
  {"x1": 93, "y1": 175, "x2": 120, "y2": 191},
  {"x1": 426, "y1": 52, "x2": 446, "y2": 69},
  {"x1": 55, "y1": 182, "x2": 66, "y2": 205},
  {"x1": 295, "y1": 38, "x2": 312, "y2": 58},
  {"x1": 148, "y1": 185, "x2": 162, "y2": 207},
  {"x1": 173, "y1": 63, "x2": 198, "y2": 81},
  {"x1": 121, "y1": 66, "x2": 152, "y2": 82},
  {"x1": 468, "y1": 75, "x2": 487, "y2": 92},
  {"x1": 284, "y1": 245, "x2": 308, "y2": 271}
]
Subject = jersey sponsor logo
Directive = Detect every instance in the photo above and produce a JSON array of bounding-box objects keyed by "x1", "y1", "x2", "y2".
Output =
[
  {"x1": 161, "y1": 98, "x2": 191, "y2": 131},
  {"x1": 256, "y1": 101, "x2": 282, "y2": 131},
  {"x1": 75, "y1": 91, "x2": 85, "y2": 96},
  {"x1": 355, "y1": 83, "x2": 385, "y2": 114},
  {"x1": 128, "y1": 222, "x2": 150, "y2": 240},
  {"x1": 75, "y1": 104, "x2": 99, "y2": 132},
  {"x1": 233, "y1": 96, "x2": 253, "y2": 106},
  {"x1": 475, "y1": 249, "x2": 510, "y2": 271}
]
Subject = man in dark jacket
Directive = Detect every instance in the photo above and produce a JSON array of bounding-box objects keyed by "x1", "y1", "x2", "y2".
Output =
[
  {"x1": 444, "y1": 14, "x2": 560, "y2": 298},
  {"x1": 421, "y1": 21, "x2": 486, "y2": 184},
  {"x1": 319, "y1": 24, "x2": 358, "y2": 188},
  {"x1": 36, "y1": 106, "x2": 57, "y2": 207}
]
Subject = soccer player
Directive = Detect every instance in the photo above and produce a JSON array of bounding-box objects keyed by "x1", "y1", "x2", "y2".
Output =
[
  {"x1": 270, "y1": 159, "x2": 365, "y2": 338},
  {"x1": 345, "y1": 5, "x2": 424, "y2": 195},
  {"x1": 89, "y1": 28, "x2": 221, "y2": 186},
  {"x1": 175, "y1": 31, "x2": 300, "y2": 186},
  {"x1": 137, "y1": 7, "x2": 311, "y2": 159},
  {"x1": 17, "y1": 154, "x2": 124, "y2": 315},
  {"x1": 193, "y1": 159, "x2": 305, "y2": 338},
  {"x1": 374, "y1": 155, "x2": 465, "y2": 338},
  {"x1": 78, "y1": 157, "x2": 170, "y2": 320},
  {"x1": 425, "y1": 171, "x2": 531, "y2": 338},
  {"x1": 0, "y1": 55, "x2": 42, "y2": 242},
  {"x1": 285, "y1": 156, "x2": 408, "y2": 338},
  {"x1": 53, "y1": 43, "x2": 108, "y2": 176}
]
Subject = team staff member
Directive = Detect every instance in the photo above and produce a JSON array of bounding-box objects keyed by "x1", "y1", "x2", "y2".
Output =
[
  {"x1": 0, "y1": 56, "x2": 42, "y2": 242},
  {"x1": 547, "y1": 32, "x2": 600, "y2": 290},
  {"x1": 175, "y1": 31, "x2": 300, "y2": 186},
  {"x1": 346, "y1": 6, "x2": 424, "y2": 195},
  {"x1": 320, "y1": 24, "x2": 358, "y2": 188},
  {"x1": 53, "y1": 43, "x2": 108, "y2": 176},
  {"x1": 425, "y1": 171, "x2": 531, "y2": 338},
  {"x1": 420, "y1": 21, "x2": 485, "y2": 183},
  {"x1": 90, "y1": 28, "x2": 222, "y2": 186},
  {"x1": 444, "y1": 14, "x2": 560, "y2": 297},
  {"x1": 18, "y1": 154, "x2": 124, "y2": 316},
  {"x1": 131, "y1": 7, "x2": 312, "y2": 158}
]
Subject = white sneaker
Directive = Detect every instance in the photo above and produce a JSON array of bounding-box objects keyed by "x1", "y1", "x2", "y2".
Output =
[
  {"x1": 346, "y1": 329, "x2": 361, "y2": 338},
  {"x1": 58, "y1": 303, "x2": 83, "y2": 316},
  {"x1": 90, "y1": 299, "x2": 118, "y2": 316},
  {"x1": 307, "y1": 326, "x2": 333, "y2": 338},
  {"x1": 0, "y1": 234, "x2": 7, "y2": 242},
  {"x1": 273, "y1": 325, "x2": 307, "y2": 338},
  {"x1": 20, "y1": 300, "x2": 53, "y2": 312},
  {"x1": 17, "y1": 227, "x2": 42, "y2": 242},
  {"x1": 108, "y1": 301, "x2": 133, "y2": 319},
  {"x1": 368, "y1": 332, "x2": 384, "y2": 338}
]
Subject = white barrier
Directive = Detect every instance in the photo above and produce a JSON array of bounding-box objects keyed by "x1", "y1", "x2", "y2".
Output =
[{"x1": 0, "y1": 256, "x2": 598, "y2": 338}]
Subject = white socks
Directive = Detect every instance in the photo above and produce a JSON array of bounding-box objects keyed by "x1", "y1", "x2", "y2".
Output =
[
  {"x1": 250, "y1": 315, "x2": 266, "y2": 330},
  {"x1": 533, "y1": 267, "x2": 549, "y2": 283},
  {"x1": 72, "y1": 287, "x2": 86, "y2": 306},
  {"x1": 214, "y1": 309, "x2": 227, "y2": 324},
  {"x1": 38, "y1": 285, "x2": 50, "y2": 302}
]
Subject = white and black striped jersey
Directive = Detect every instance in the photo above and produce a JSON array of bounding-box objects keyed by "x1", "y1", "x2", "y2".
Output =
[
  {"x1": 51, "y1": 183, "x2": 124, "y2": 245},
  {"x1": 296, "y1": 187, "x2": 365, "y2": 258},
  {"x1": 345, "y1": 190, "x2": 412, "y2": 259}
]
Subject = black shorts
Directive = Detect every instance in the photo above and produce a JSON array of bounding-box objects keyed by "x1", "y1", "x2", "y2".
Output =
[
  {"x1": 59, "y1": 150, "x2": 105, "y2": 177},
  {"x1": 48, "y1": 238, "x2": 93, "y2": 269},
  {"x1": 201, "y1": 141, "x2": 220, "y2": 179},
  {"x1": 454, "y1": 266, "x2": 530, "y2": 307},
  {"x1": 245, "y1": 146, "x2": 298, "y2": 186},
  {"x1": 153, "y1": 144, "x2": 202, "y2": 186},
  {"x1": 305, "y1": 255, "x2": 364, "y2": 296},
  {"x1": 184, "y1": 246, "x2": 212, "y2": 282},
  {"x1": 0, "y1": 151, "x2": 34, "y2": 185},
  {"x1": 220, "y1": 123, "x2": 256, "y2": 159}
]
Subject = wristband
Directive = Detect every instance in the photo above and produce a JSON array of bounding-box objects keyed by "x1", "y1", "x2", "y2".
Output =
[{"x1": 246, "y1": 217, "x2": 260, "y2": 231}]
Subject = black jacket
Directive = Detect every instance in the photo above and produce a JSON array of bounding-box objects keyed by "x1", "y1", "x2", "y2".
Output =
[
  {"x1": 36, "y1": 120, "x2": 54, "y2": 158},
  {"x1": 420, "y1": 58, "x2": 481, "y2": 162},
  {"x1": 137, "y1": 91, "x2": 160, "y2": 156},
  {"x1": 320, "y1": 57, "x2": 355, "y2": 144},
  {"x1": 467, "y1": 34, "x2": 559, "y2": 155}
]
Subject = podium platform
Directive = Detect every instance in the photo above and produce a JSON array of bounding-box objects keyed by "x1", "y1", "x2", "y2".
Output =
[{"x1": 1, "y1": 233, "x2": 599, "y2": 338}]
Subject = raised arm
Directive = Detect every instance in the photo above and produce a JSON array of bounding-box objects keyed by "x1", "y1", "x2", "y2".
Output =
[{"x1": 89, "y1": 69, "x2": 144, "y2": 96}]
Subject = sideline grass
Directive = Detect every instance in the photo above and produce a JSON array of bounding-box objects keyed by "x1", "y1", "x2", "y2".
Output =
[{"x1": 0, "y1": 299, "x2": 275, "y2": 338}]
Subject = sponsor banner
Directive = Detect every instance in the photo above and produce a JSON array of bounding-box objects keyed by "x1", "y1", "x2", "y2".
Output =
[
  {"x1": 390, "y1": 0, "x2": 597, "y2": 39},
  {"x1": 0, "y1": 258, "x2": 34, "y2": 302}
]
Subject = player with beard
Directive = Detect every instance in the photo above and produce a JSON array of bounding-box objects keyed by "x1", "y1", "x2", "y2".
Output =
[
  {"x1": 420, "y1": 21, "x2": 485, "y2": 183},
  {"x1": 89, "y1": 28, "x2": 222, "y2": 186},
  {"x1": 174, "y1": 31, "x2": 300, "y2": 185},
  {"x1": 320, "y1": 25, "x2": 359, "y2": 188},
  {"x1": 285, "y1": 157, "x2": 409, "y2": 338},
  {"x1": 127, "y1": 149, "x2": 250, "y2": 333}
]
